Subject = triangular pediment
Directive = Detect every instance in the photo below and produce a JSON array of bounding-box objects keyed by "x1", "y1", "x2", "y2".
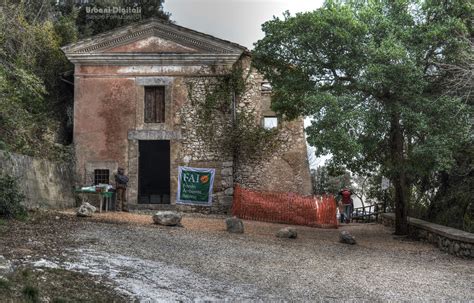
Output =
[
  {"x1": 106, "y1": 36, "x2": 199, "y2": 53},
  {"x1": 62, "y1": 18, "x2": 247, "y2": 55}
]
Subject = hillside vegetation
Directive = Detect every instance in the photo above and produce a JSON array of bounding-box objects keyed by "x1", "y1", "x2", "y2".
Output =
[{"x1": 0, "y1": 0, "x2": 168, "y2": 161}]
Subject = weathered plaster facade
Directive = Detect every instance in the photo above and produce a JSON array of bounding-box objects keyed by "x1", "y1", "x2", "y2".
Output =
[{"x1": 62, "y1": 18, "x2": 312, "y2": 213}]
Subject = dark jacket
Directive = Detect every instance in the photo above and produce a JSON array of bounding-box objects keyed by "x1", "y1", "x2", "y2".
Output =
[{"x1": 115, "y1": 174, "x2": 129, "y2": 188}]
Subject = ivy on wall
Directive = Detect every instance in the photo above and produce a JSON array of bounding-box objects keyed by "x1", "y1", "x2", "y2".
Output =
[{"x1": 186, "y1": 64, "x2": 279, "y2": 162}]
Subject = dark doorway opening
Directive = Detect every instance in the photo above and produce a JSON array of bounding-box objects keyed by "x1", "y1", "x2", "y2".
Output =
[{"x1": 138, "y1": 140, "x2": 170, "y2": 204}]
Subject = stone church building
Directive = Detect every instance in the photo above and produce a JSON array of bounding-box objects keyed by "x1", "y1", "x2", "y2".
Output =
[{"x1": 62, "y1": 18, "x2": 312, "y2": 212}]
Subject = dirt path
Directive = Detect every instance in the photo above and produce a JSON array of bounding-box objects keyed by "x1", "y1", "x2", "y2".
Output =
[{"x1": 1, "y1": 211, "x2": 473, "y2": 302}]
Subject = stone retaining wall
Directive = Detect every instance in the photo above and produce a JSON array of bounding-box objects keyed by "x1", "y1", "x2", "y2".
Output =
[
  {"x1": 0, "y1": 150, "x2": 75, "y2": 209},
  {"x1": 381, "y1": 213, "x2": 473, "y2": 258}
]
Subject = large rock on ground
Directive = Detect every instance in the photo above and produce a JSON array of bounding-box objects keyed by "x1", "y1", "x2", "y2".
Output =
[
  {"x1": 152, "y1": 211, "x2": 182, "y2": 226},
  {"x1": 225, "y1": 217, "x2": 244, "y2": 233},
  {"x1": 77, "y1": 202, "x2": 96, "y2": 217},
  {"x1": 276, "y1": 227, "x2": 298, "y2": 239},
  {"x1": 340, "y1": 230, "x2": 356, "y2": 245},
  {"x1": 0, "y1": 255, "x2": 13, "y2": 277}
]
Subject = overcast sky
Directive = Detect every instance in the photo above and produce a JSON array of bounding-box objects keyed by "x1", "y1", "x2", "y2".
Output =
[{"x1": 163, "y1": 0, "x2": 324, "y2": 49}]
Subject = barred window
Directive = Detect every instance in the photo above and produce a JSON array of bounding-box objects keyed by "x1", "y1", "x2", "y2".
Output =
[
  {"x1": 94, "y1": 169, "x2": 109, "y2": 185},
  {"x1": 144, "y1": 86, "x2": 165, "y2": 123}
]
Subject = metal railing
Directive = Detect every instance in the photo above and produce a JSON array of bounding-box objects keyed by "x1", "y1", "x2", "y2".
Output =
[{"x1": 351, "y1": 202, "x2": 387, "y2": 223}]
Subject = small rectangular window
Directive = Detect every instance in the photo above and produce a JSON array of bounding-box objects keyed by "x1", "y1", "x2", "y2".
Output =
[
  {"x1": 144, "y1": 86, "x2": 165, "y2": 123},
  {"x1": 261, "y1": 81, "x2": 272, "y2": 92},
  {"x1": 94, "y1": 169, "x2": 109, "y2": 185},
  {"x1": 263, "y1": 117, "x2": 278, "y2": 129}
]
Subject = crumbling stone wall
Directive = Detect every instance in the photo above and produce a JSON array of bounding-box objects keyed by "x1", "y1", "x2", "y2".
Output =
[
  {"x1": 177, "y1": 75, "x2": 234, "y2": 213},
  {"x1": 233, "y1": 56, "x2": 313, "y2": 196}
]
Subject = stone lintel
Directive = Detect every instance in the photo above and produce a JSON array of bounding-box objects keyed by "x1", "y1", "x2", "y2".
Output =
[
  {"x1": 136, "y1": 77, "x2": 174, "y2": 86},
  {"x1": 128, "y1": 129, "x2": 182, "y2": 140}
]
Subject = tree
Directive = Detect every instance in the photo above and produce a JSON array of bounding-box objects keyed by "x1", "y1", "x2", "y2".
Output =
[
  {"x1": 427, "y1": 37, "x2": 473, "y2": 232},
  {"x1": 64, "y1": 0, "x2": 170, "y2": 38},
  {"x1": 253, "y1": 0, "x2": 472, "y2": 234},
  {"x1": 0, "y1": 1, "x2": 77, "y2": 158},
  {"x1": 0, "y1": 0, "x2": 171, "y2": 159},
  {"x1": 352, "y1": 173, "x2": 369, "y2": 208},
  {"x1": 311, "y1": 165, "x2": 352, "y2": 196}
]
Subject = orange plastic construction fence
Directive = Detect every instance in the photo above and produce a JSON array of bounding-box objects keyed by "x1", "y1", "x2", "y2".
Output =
[{"x1": 232, "y1": 185, "x2": 338, "y2": 228}]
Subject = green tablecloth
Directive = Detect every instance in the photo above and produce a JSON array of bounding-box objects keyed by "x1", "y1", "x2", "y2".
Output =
[{"x1": 75, "y1": 189, "x2": 114, "y2": 197}]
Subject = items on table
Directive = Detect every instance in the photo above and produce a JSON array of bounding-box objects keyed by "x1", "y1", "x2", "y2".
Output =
[{"x1": 80, "y1": 184, "x2": 114, "y2": 193}]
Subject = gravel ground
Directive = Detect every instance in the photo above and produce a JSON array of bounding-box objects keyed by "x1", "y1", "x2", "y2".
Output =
[
  {"x1": 2, "y1": 211, "x2": 473, "y2": 302},
  {"x1": 66, "y1": 211, "x2": 473, "y2": 302}
]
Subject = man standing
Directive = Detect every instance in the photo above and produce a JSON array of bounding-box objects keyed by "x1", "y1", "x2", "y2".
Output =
[
  {"x1": 339, "y1": 188, "x2": 353, "y2": 223},
  {"x1": 115, "y1": 167, "x2": 129, "y2": 212}
]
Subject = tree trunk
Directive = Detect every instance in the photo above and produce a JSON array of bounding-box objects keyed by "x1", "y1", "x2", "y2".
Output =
[{"x1": 390, "y1": 110, "x2": 409, "y2": 235}]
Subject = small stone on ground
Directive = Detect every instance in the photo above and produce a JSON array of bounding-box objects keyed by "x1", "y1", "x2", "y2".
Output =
[
  {"x1": 77, "y1": 202, "x2": 96, "y2": 217},
  {"x1": 340, "y1": 230, "x2": 356, "y2": 244},
  {"x1": 276, "y1": 227, "x2": 297, "y2": 238},
  {"x1": 152, "y1": 211, "x2": 182, "y2": 226},
  {"x1": 225, "y1": 217, "x2": 244, "y2": 233}
]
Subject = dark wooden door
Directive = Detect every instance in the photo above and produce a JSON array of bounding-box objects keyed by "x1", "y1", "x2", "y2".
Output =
[{"x1": 138, "y1": 140, "x2": 170, "y2": 204}]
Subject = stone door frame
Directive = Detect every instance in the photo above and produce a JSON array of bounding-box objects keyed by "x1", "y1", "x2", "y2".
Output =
[{"x1": 127, "y1": 130, "x2": 182, "y2": 208}]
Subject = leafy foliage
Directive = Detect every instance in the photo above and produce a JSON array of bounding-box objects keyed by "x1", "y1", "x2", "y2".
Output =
[
  {"x1": 426, "y1": 147, "x2": 474, "y2": 232},
  {"x1": 0, "y1": 2, "x2": 76, "y2": 160},
  {"x1": 0, "y1": 0, "x2": 169, "y2": 160},
  {"x1": 53, "y1": 0, "x2": 169, "y2": 38},
  {"x1": 22, "y1": 285, "x2": 40, "y2": 303},
  {"x1": 253, "y1": 0, "x2": 472, "y2": 234},
  {"x1": 230, "y1": 112, "x2": 280, "y2": 162},
  {"x1": 0, "y1": 174, "x2": 27, "y2": 220},
  {"x1": 311, "y1": 166, "x2": 352, "y2": 196}
]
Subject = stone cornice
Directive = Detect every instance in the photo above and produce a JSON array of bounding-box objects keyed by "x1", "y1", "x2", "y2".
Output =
[{"x1": 66, "y1": 53, "x2": 242, "y2": 65}]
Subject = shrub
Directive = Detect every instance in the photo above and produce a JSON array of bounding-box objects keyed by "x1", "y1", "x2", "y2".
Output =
[
  {"x1": 0, "y1": 174, "x2": 27, "y2": 219},
  {"x1": 22, "y1": 285, "x2": 40, "y2": 303},
  {"x1": 0, "y1": 278, "x2": 11, "y2": 290}
]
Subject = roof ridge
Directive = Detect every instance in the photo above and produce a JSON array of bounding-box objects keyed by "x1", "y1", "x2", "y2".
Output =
[{"x1": 62, "y1": 17, "x2": 248, "y2": 54}]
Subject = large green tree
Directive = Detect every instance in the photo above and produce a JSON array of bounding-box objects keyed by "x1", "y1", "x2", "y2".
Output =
[{"x1": 253, "y1": 0, "x2": 472, "y2": 234}]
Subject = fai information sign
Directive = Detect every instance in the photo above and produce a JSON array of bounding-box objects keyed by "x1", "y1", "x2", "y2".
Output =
[{"x1": 177, "y1": 166, "x2": 215, "y2": 206}]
